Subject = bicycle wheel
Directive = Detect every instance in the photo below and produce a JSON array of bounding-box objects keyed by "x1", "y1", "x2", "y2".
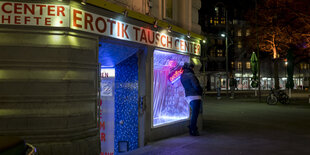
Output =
[
  {"x1": 267, "y1": 95, "x2": 277, "y2": 105},
  {"x1": 279, "y1": 94, "x2": 289, "y2": 104}
]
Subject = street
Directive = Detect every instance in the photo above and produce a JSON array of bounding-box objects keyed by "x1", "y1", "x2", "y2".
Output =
[{"x1": 123, "y1": 95, "x2": 310, "y2": 155}]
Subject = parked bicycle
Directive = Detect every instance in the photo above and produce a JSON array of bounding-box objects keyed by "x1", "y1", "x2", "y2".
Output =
[{"x1": 266, "y1": 89, "x2": 289, "y2": 105}]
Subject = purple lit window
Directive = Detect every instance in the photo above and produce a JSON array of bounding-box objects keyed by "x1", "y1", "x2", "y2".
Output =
[{"x1": 153, "y1": 50, "x2": 190, "y2": 127}]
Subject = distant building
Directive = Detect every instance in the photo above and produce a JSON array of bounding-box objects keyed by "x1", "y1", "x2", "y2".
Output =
[{"x1": 199, "y1": 0, "x2": 309, "y2": 90}]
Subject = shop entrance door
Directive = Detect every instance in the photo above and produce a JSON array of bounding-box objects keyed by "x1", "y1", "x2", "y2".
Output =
[{"x1": 99, "y1": 41, "x2": 140, "y2": 154}]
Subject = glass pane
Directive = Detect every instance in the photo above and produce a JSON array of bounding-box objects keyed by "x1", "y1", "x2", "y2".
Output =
[
  {"x1": 153, "y1": 50, "x2": 190, "y2": 127},
  {"x1": 165, "y1": 0, "x2": 173, "y2": 19}
]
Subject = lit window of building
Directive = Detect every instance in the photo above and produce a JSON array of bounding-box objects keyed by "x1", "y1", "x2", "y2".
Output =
[
  {"x1": 163, "y1": 0, "x2": 173, "y2": 19},
  {"x1": 210, "y1": 18, "x2": 213, "y2": 24},
  {"x1": 231, "y1": 62, "x2": 235, "y2": 68},
  {"x1": 237, "y1": 41, "x2": 242, "y2": 48},
  {"x1": 301, "y1": 63, "x2": 309, "y2": 70},
  {"x1": 246, "y1": 62, "x2": 251, "y2": 69},
  {"x1": 217, "y1": 49, "x2": 223, "y2": 57},
  {"x1": 221, "y1": 17, "x2": 225, "y2": 24},
  {"x1": 237, "y1": 29, "x2": 242, "y2": 36},
  {"x1": 237, "y1": 62, "x2": 242, "y2": 70},
  {"x1": 246, "y1": 29, "x2": 250, "y2": 36},
  {"x1": 214, "y1": 17, "x2": 219, "y2": 25}
]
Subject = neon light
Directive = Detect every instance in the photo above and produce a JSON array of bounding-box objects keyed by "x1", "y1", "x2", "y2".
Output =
[
  {"x1": 169, "y1": 67, "x2": 183, "y2": 83},
  {"x1": 168, "y1": 60, "x2": 177, "y2": 68}
]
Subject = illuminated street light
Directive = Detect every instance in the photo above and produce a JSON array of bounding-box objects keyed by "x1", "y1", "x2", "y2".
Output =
[
  {"x1": 81, "y1": 0, "x2": 87, "y2": 5},
  {"x1": 187, "y1": 32, "x2": 191, "y2": 38},
  {"x1": 123, "y1": 10, "x2": 128, "y2": 17},
  {"x1": 221, "y1": 33, "x2": 226, "y2": 37},
  {"x1": 153, "y1": 20, "x2": 158, "y2": 28},
  {"x1": 167, "y1": 25, "x2": 172, "y2": 32}
]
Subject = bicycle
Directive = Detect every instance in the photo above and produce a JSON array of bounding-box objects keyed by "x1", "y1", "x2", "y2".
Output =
[{"x1": 266, "y1": 89, "x2": 289, "y2": 105}]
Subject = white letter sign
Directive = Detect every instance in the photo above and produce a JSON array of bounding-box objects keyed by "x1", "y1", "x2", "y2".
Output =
[
  {"x1": 70, "y1": 8, "x2": 201, "y2": 56},
  {"x1": 0, "y1": 2, "x2": 69, "y2": 27}
]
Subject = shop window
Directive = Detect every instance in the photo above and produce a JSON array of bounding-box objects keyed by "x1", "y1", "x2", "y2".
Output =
[
  {"x1": 237, "y1": 62, "x2": 242, "y2": 70},
  {"x1": 163, "y1": 0, "x2": 173, "y2": 19},
  {"x1": 152, "y1": 50, "x2": 190, "y2": 127},
  {"x1": 217, "y1": 49, "x2": 223, "y2": 57},
  {"x1": 246, "y1": 62, "x2": 251, "y2": 69}
]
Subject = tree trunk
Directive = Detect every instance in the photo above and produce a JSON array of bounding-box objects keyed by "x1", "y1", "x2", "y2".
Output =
[{"x1": 274, "y1": 59, "x2": 280, "y2": 90}]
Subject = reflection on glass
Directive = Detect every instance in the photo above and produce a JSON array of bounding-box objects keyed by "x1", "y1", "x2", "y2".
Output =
[{"x1": 153, "y1": 50, "x2": 190, "y2": 127}]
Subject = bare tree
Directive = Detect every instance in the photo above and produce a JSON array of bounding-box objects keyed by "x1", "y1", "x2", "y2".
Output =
[{"x1": 246, "y1": 0, "x2": 310, "y2": 89}]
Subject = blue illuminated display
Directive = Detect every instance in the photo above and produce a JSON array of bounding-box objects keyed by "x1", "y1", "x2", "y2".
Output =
[
  {"x1": 114, "y1": 55, "x2": 139, "y2": 154},
  {"x1": 153, "y1": 50, "x2": 190, "y2": 127}
]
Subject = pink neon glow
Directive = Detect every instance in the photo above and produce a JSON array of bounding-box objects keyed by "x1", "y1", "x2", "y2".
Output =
[
  {"x1": 153, "y1": 50, "x2": 190, "y2": 127},
  {"x1": 168, "y1": 60, "x2": 177, "y2": 68},
  {"x1": 169, "y1": 68, "x2": 183, "y2": 83}
]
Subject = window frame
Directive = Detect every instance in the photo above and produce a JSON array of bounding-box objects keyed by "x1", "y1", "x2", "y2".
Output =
[{"x1": 163, "y1": 0, "x2": 173, "y2": 20}]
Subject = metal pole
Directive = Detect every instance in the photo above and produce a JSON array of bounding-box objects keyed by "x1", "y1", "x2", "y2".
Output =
[
  {"x1": 225, "y1": 9, "x2": 229, "y2": 97},
  {"x1": 255, "y1": 0, "x2": 261, "y2": 102}
]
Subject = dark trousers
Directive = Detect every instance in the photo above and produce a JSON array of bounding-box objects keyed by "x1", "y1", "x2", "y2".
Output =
[{"x1": 189, "y1": 99, "x2": 202, "y2": 132}]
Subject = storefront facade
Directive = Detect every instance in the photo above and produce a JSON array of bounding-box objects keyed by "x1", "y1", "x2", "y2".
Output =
[{"x1": 0, "y1": 0, "x2": 203, "y2": 154}]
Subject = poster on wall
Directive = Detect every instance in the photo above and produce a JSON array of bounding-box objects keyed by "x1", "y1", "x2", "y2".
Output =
[{"x1": 100, "y1": 68, "x2": 115, "y2": 155}]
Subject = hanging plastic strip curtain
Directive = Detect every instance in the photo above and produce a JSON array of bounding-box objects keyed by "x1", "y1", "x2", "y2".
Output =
[{"x1": 153, "y1": 50, "x2": 190, "y2": 127}]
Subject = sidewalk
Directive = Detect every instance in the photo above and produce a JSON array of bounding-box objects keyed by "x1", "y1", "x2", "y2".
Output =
[{"x1": 122, "y1": 97, "x2": 310, "y2": 155}]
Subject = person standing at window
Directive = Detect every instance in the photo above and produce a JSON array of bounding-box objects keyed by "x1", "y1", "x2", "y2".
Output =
[{"x1": 181, "y1": 62, "x2": 202, "y2": 136}]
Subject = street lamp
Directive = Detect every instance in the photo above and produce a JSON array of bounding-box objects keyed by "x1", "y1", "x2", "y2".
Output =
[
  {"x1": 221, "y1": 10, "x2": 229, "y2": 97},
  {"x1": 215, "y1": 2, "x2": 229, "y2": 97}
]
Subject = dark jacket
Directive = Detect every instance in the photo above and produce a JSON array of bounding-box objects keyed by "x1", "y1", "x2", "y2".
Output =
[{"x1": 181, "y1": 68, "x2": 203, "y2": 97}]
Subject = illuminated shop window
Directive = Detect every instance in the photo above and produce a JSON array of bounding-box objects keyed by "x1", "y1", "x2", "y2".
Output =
[{"x1": 153, "y1": 50, "x2": 190, "y2": 127}]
